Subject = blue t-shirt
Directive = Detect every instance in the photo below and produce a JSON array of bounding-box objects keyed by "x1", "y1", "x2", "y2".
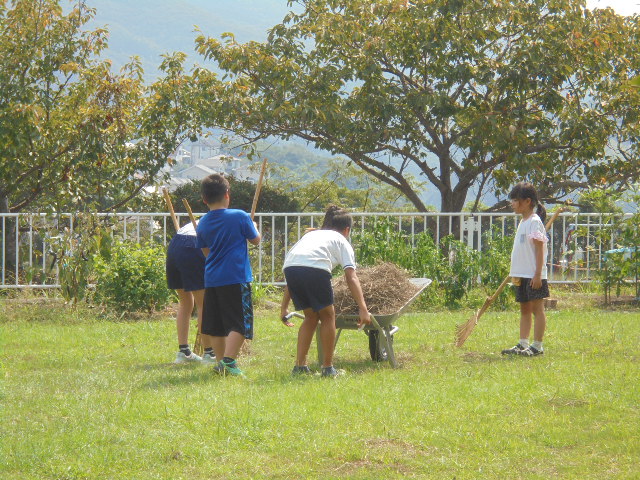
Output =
[{"x1": 196, "y1": 208, "x2": 259, "y2": 287}]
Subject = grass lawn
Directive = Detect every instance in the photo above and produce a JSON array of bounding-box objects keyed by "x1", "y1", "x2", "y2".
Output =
[{"x1": 1, "y1": 297, "x2": 639, "y2": 479}]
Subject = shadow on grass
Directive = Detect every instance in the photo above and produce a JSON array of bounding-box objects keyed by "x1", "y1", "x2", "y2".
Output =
[{"x1": 136, "y1": 362, "x2": 220, "y2": 389}]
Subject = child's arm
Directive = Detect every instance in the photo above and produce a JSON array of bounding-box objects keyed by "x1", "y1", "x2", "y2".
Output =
[
  {"x1": 344, "y1": 268, "x2": 371, "y2": 328},
  {"x1": 248, "y1": 220, "x2": 261, "y2": 246},
  {"x1": 532, "y1": 239, "x2": 544, "y2": 289},
  {"x1": 280, "y1": 286, "x2": 295, "y2": 327}
]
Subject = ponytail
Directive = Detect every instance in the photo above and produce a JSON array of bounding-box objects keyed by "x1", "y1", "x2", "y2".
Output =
[
  {"x1": 321, "y1": 204, "x2": 352, "y2": 231},
  {"x1": 536, "y1": 204, "x2": 547, "y2": 224},
  {"x1": 321, "y1": 205, "x2": 342, "y2": 229}
]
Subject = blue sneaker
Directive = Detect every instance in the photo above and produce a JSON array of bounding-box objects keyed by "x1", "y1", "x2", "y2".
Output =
[
  {"x1": 321, "y1": 366, "x2": 340, "y2": 377},
  {"x1": 292, "y1": 365, "x2": 312, "y2": 375}
]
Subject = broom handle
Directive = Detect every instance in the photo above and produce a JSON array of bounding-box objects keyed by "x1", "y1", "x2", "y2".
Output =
[
  {"x1": 476, "y1": 207, "x2": 566, "y2": 318},
  {"x1": 250, "y1": 158, "x2": 268, "y2": 220},
  {"x1": 181, "y1": 198, "x2": 198, "y2": 231},
  {"x1": 162, "y1": 187, "x2": 180, "y2": 232}
]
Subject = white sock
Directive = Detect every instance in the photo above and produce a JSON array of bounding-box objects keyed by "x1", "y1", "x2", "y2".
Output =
[
  {"x1": 532, "y1": 341, "x2": 543, "y2": 351},
  {"x1": 519, "y1": 339, "x2": 530, "y2": 348}
]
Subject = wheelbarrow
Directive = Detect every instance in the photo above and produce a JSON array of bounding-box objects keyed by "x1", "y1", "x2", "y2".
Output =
[{"x1": 303, "y1": 278, "x2": 431, "y2": 368}]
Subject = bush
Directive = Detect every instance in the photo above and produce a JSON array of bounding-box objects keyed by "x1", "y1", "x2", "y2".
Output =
[
  {"x1": 352, "y1": 217, "x2": 516, "y2": 309},
  {"x1": 94, "y1": 241, "x2": 171, "y2": 313}
]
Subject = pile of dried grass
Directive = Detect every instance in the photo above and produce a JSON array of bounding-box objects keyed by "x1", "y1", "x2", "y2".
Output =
[{"x1": 333, "y1": 262, "x2": 421, "y2": 315}]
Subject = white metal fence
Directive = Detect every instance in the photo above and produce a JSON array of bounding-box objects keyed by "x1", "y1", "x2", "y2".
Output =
[{"x1": 0, "y1": 211, "x2": 633, "y2": 288}]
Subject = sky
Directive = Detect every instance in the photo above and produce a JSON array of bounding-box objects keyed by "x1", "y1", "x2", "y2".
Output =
[{"x1": 586, "y1": 0, "x2": 640, "y2": 15}]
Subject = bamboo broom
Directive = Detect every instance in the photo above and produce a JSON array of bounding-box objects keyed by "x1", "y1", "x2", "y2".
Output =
[{"x1": 454, "y1": 207, "x2": 566, "y2": 347}]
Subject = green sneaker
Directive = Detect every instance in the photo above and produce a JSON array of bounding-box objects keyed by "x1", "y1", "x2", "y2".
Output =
[{"x1": 220, "y1": 359, "x2": 245, "y2": 377}]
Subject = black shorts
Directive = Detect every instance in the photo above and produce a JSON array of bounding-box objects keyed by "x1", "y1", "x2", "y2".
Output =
[
  {"x1": 514, "y1": 278, "x2": 550, "y2": 303},
  {"x1": 166, "y1": 234, "x2": 205, "y2": 292},
  {"x1": 284, "y1": 266, "x2": 333, "y2": 312},
  {"x1": 202, "y1": 283, "x2": 253, "y2": 339}
]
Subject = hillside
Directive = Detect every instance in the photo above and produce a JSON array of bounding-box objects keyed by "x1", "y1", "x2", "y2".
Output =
[{"x1": 88, "y1": 0, "x2": 295, "y2": 80}]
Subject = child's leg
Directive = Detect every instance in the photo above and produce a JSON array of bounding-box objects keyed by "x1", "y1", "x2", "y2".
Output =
[
  {"x1": 531, "y1": 298, "x2": 546, "y2": 343},
  {"x1": 224, "y1": 331, "x2": 245, "y2": 359},
  {"x1": 296, "y1": 309, "x2": 320, "y2": 366},
  {"x1": 211, "y1": 337, "x2": 226, "y2": 362},
  {"x1": 317, "y1": 305, "x2": 337, "y2": 368},
  {"x1": 192, "y1": 289, "x2": 213, "y2": 350},
  {"x1": 176, "y1": 289, "x2": 194, "y2": 346},
  {"x1": 519, "y1": 300, "x2": 533, "y2": 342}
]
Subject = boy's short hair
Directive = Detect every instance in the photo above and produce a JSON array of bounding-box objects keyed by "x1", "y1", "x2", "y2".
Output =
[{"x1": 201, "y1": 174, "x2": 229, "y2": 204}]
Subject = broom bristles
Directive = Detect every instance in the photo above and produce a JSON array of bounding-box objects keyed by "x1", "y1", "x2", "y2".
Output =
[{"x1": 454, "y1": 312, "x2": 478, "y2": 347}]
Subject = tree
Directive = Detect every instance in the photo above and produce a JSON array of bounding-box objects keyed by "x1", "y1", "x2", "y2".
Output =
[
  {"x1": 272, "y1": 158, "x2": 418, "y2": 211},
  {"x1": 193, "y1": 0, "x2": 640, "y2": 213},
  {"x1": 170, "y1": 177, "x2": 300, "y2": 214},
  {"x1": 0, "y1": 0, "x2": 207, "y2": 213}
]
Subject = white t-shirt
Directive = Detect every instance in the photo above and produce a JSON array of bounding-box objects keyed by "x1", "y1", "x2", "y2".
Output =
[
  {"x1": 509, "y1": 214, "x2": 548, "y2": 279},
  {"x1": 283, "y1": 229, "x2": 356, "y2": 273},
  {"x1": 177, "y1": 222, "x2": 197, "y2": 236}
]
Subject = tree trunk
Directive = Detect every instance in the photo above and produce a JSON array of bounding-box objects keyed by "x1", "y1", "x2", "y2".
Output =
[{"x1": 437, "y1": 187, "x2": 468, "y2": 240}]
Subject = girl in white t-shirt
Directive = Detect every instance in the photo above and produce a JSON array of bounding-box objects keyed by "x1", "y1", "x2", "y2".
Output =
[
  {"x1": 502, "y1": 182, "x2": 549, "y2": 357},
  {"x1": 280, "y1": 206, "x2": 371, "y2": 377}
]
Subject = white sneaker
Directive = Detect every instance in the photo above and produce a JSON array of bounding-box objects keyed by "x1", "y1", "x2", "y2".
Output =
[
  {"x1": 174, "y1": 352, "x2": 203, "y2": 364},
  {"x1": 201, "y1": 353, "x2": 217, "y2": 364}
]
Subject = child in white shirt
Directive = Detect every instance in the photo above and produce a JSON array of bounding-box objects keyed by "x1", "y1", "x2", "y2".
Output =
[
  {"x1": 502, "y1": 182, "x2": 549, "y2": 357},
  {"x1": 280, "y1": 206, "x2": 370, "y2": 376}
]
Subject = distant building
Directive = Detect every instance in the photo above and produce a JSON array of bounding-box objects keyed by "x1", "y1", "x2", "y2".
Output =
[{"x1": 162, "y1": 142, "x2": 263, "y2": 190}]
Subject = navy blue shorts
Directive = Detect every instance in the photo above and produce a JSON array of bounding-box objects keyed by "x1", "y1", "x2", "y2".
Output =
[
  {"x1": 514, "y1": 278, "x2": 550, "y2": 303},
  {"x1": 284, "y1": 266, "x2": 333, "y2": 312},
  {"x1": 202, "y1": 283, "x2": 254, "y2": 339},
  {"x1": 166, "y1": 234, "x2": 205, "y2": 292}
]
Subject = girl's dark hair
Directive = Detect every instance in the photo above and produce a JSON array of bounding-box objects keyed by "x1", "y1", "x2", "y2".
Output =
[
  {"x1": 321, "y1": 204, "x2": 353, "y2": 231},
  {"x1": 509, "y1": 182, "x2": 546, "y2": 223},
  {"x1": 201, "y1": 174, "x2": 229, "y2": 204}
]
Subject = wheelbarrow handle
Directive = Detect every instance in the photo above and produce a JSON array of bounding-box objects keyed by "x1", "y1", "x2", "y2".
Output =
[{"x1": 359, "y1": 313, "x2": 379, "y2": 331}]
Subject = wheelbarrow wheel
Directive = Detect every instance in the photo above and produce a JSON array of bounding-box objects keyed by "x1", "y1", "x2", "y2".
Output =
[{"x1": 368, "y1": 329, "x2": 393, "y2": 362}]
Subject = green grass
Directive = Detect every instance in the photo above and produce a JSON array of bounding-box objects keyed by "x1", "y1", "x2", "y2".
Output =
[{"x1": 1, "y1": 299, "x2": 639, "y2": 479}]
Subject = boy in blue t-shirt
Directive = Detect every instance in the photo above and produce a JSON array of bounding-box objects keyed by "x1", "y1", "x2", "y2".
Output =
[{"x1": 197, "y1": 174, "x2": 261, "y2": 376}]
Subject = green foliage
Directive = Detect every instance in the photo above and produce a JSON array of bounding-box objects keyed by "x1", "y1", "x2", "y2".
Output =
[
  {"x1": 275, "y1": 158, "x2": 418, "y2": 212},
  {"x1": 170, "y1": 177, "x2": 300, "y2": 215},
  {"x1": 352, "y1": 218, "x2": 499, "y2": 307},
  {"x1": 438, "y1": 236, "x2": 482, "y2": 307},
  {"x1": 94, "y1": 241, "x2": 171, "y2": 313},
  {"x1": 0, "y1": 1, "x2": 205, "y2": 213},
  {"x1": 46, "y1": 216, "x2": 112, "y2": 304},
  {"x1": 477, "y1": 225, "x2": 513, "y2": 308},
  {"x1": 354, "y1": 217, "x2": 440, "y2": 277},
  {"x1": 194, "y1": 0, "x2": 640, "y2": 213}
]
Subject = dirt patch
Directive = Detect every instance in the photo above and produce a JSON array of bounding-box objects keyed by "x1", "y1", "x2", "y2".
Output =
[{"x1": 333, "y1": 262, "x2": 421, "y2": 316}]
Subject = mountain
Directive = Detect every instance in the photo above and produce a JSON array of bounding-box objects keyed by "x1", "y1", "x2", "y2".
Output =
[{"x1": 88, "y1": 0, "x2": 296, "y2": 80}]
